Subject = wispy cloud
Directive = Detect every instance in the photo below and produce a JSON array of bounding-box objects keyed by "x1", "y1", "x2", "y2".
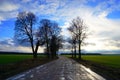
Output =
[
  {"x1": 0, "y1": 2, "x2": 19, "y2": 12},
  {"x1": 0, "y1": 1, "x2": 19, "y2": 21}
]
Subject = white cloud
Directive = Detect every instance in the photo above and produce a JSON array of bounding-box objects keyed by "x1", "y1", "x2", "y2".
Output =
[
  {"x1": 21, "y1": 0, "x2": 31, "y2": 3},
  {"x1": 60, "y1": 22, "x2": 70, "y2": 38},
  {"x1": 0, "y1": 0, "x2": 90, "y2": 21},
  {"x1": 83, "y1": 14, "x2": 120, "y2": 51},
  {"x1": 0, "y1": 11, "x2": 18, "y2": 21},
  {"x1": 0, "y1": 1, "x2": 19, "y2": 21},
  {"x1": 0, "y1": 2, "x2": 19, "y2": 12},
  {"x1": 55, "y1": 0, "x2": 120, "y2": 51}
]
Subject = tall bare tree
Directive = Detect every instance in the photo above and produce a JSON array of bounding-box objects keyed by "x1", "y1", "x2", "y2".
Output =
[
  {"x1": 68, "y1": 17, "x2": 88, "y2": 60},
  {"x1": 38, "y1": 20, "x2": 62, "y2": 58},
  {"x1": 15, "y1": 11, "x2": 39, "y2": 58},
  {"x1": 38, "y1": 19, "x2": 51, "y2": 58},
  {"x1": 50, "y1": 22, "x2": 63, "y2": 58}
]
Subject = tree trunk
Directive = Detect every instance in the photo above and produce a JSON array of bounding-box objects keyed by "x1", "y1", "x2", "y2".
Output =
[
  {"x1": 30, "y1": 40, "x2": 37, "y2": 58},
  {"x1": 33, "y1": 52, "x2": 37, "y2": 58},
  {"x1": 71, "y1": 46, "x2": 73, "y2": 58},
  {"x1": 30, "y1": 41, "x2": 34, "y2": 53},
  {"x1": 55, "y1": 51, "x2": 57, "y2": 57},
  {"x1": 78, "y1": 40, "x2": 81, "y2": 60},
  {"x1": 72, "y1": 47, "x2": 73, "y2": 58},
  {"x1": 33, "y1": 41, "x2": 39, "y2": 58},
  {"x1": 74, "y1": 45, "x2": 76, "y2": 58},
  {"x1": 52, "y1": 52, "x2": 54, "y2": 59},
  {"x1": 46, "y1": 43, "x2": 49, "y2": 58}
]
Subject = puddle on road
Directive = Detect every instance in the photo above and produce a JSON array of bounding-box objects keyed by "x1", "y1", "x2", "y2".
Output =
[
  {"x1": 80, "y1": 65, "x2": 106, "y2": 80},
  {"x1": 6, "y1": 74, "x2": 25, "y2": 80},
  {"x1": 30, "y1": 74, "x2": 34, "y2": 78},
  {"x1": 60, "y1": 77, "x2": 65, "y2": 80},
  {"x1": 76, "y1": 73, "x2": 80, "y2": 76}
]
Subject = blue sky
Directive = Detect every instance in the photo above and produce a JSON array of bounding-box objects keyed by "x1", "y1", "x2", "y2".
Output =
[{"x1": 0, "y1": 0, "x2": 120, "y2": 53}]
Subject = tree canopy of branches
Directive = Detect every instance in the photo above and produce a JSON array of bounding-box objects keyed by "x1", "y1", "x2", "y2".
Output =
[
  {"x1": 38, "y1": 19, "x2": 63, "y2": 58},
  {"x1": 15, "y1": 12, "x2": 63, "y2": 59},
  {"x1": 50, "y1": 22, "x2": 63, "y2": 58},
  {"x1": 68, "y1": 17, "x2": 88, "y2": 60},
  {"x1": 15, "y1": 11, "x2": 39, "y2": 58},
  {"x1": 38, "y1": 19, "x2": 51, "y2": 58}
]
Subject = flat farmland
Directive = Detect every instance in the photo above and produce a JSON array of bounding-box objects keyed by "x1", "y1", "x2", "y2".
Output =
[
  {"x1": 0, "y1": 54, "x2": 46, "y2": 64},
  {"x1": 0, "y1": 54, "x2": 32, "y2": 64},
  {"x1": 82, "y1": 55, "x2": 120, "y2": 68},
  {"x1": 62, "y1": 54, "x2": 120, "y2": 68}
]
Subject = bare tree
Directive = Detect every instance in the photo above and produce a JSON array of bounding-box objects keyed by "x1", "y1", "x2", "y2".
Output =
[
  {"x1": 68, "y1": 17, "x2": 88, "y2": 60},
  {"x1": 50, "y1": 22, "x2": 63, "y2": 58},
  {"x1": 15, "y1": 11, "x2": 39, "y2": 58},
  {"x1": 38, "y1": 19, "x2": 51, "y2": 58},
  {"x1": 38, "y1": 20, "x2": 62, "y2": 58}
]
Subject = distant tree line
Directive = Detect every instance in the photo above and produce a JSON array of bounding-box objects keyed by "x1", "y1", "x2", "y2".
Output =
[{"x1": 14, "y1": 11, "x2": 63, "y2": 59}]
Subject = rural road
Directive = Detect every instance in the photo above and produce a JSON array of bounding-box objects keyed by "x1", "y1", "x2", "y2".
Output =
[{"x1": 7, "y1": 56, "x2": 106, "y2": 80}]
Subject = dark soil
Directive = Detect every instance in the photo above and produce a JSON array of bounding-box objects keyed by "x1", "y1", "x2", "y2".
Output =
[
  {"x1": 72, "y1": 58, "x2": 120, "y2": 80},
  {"x1": 0, "y1": 57, "x2": 58, "y2": 80}
]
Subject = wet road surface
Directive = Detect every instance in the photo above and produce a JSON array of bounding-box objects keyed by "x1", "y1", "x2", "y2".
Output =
[{"x1": 7, "y1": 56, "x2": 106, "y2": 80}]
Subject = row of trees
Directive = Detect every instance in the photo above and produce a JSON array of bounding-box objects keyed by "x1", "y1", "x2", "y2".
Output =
[
  {"x1": 14, "y1": 11, "x2": 88, "y2": 60},
  {"x1": 14, "y1": 12, "x2": 63, "y2": 58},
  {"x1": 68, "y1": 17, "x2": 88, "y2": 60}
]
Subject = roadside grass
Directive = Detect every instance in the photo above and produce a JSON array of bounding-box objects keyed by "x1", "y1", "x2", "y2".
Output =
[
  {"x1": 81, "y1": 55, "x2": 120, "y2": 68},
  {"x1": 62, "y1": 54, "x2": 120, "y2": 68},
  {"x1": 0, "y1": 54, "x2": 46, "y2": 64},
  {"x1": 0, "y1": 54, "x2": 57, "y2": 79},
  {"x1": 0, "y1": 54, "x2": 32, "y2": 64}
]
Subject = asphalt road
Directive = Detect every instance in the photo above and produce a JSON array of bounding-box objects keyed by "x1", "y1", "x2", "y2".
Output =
[{"x1": 7, "y1": 56, "x2": 106, "y2": 80}]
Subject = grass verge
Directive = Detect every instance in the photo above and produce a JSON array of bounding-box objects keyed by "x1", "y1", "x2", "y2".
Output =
[
  {"x1": 0, "y1": 54, "x2": 33, "y2": 64},
  {"x1": 82, "y1": 55, "x2": 120, "y2": 68}
]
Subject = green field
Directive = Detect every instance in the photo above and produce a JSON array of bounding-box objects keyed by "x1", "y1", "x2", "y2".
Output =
[
  {"x1": 82, "y1": 55, "x2": 120, "y2": 68},
  {"x1": 62, "y1": 54, "x2": 120, "y2": 68},
  {"x1": 0, "y1": 54, "x2": 45, "y2": 64}
]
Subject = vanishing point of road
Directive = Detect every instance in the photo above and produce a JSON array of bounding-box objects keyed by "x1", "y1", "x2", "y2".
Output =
[{"x1": 7, "y1": 56, "x2": 106, "y2": 80}]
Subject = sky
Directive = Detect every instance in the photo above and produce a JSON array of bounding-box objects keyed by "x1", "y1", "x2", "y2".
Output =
[{"x1": 0, "y1": 0, "x2": 120, "y2": 53}]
